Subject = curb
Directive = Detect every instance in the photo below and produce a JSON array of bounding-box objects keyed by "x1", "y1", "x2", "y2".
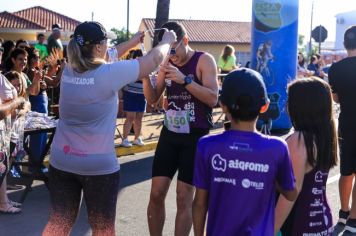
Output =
[
  {"x1": 114, "y1": 127, "x2": 224, "y2": 157},
  {"x1": 43, "y1": 128, "x2": 225, "y2": 166},
  {"x1": 115, "y1": 141, "x2": 158, "y2": 156}
]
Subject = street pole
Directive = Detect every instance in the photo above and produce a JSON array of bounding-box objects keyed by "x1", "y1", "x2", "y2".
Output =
[
  {"x1": 309, "y1": 0, "x2": 314, "y2": 55},
  {"x1": 127, "y1": 0, "x2": 130, "y2": 40}
]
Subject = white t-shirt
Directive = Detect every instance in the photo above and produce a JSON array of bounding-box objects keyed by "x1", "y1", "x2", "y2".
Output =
[
  {"x1": 0, "y1": 73, "x2": 17, "y2": 101},
  {"x1": 50, "y1": 60, "x2": 140, "y2": 175},
  {"x1": 0, "y1": 74, "x2": 17, "y2": 155}
]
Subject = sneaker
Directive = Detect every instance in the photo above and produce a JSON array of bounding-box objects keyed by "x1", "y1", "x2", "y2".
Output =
[
  {"x1": 338, "y1": 210, "x2": 350, "y2": 226},
  {"x1": 10, "y1": 167, "x2": 21, "y2": 178},
  {"x1": 121, "y1": 138, "x2": 132, "y2": 148},
  {"x1": 132, "y1": 137, "x2": 145, "y2": 146},
  {"x1": 345, "y1": 218, "x2": 356, "y2": 234}
]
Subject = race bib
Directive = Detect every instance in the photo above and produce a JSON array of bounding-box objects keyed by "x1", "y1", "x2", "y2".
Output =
[{"x1": 164, "y1": 109, "x2": 190, "y2": 133}]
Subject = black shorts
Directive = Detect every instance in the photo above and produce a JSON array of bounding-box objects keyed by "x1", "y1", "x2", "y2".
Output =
[
  {"x1": 152, "y1": 126, "x2": 209, "y2": 185},
  {"x1": 339, "y1": 124, "x2": 356, "y2": 176},
  {"x1": 48, "y1": 166, "x2": 120, "y2": 229}
]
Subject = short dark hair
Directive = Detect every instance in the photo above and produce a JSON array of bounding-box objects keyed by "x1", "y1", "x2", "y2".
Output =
[
  {"x1": 314, "y1": 53, "x2": 321, "y2": 59},
  {"x1": 127, "y1": 49, "x2": 143, "y2": 59},
  {"x1": 344, "y1": 25, "x2": 356, "y2": 50},
  {"x1": 310, "y1": 55, "x2": 318, "y2": 63},
  {"x1": 227, "y1": 96, "x2": 261, "y2": 122},
  {"x1": 37, "y1": 33, "x2": 45, "y2": 39},
  {"x1": 158, "y1": 21, "x2": 187, "y2": 42},
  {"x1": 15, "y1": 39, "x2": 28, "y2": 48}
]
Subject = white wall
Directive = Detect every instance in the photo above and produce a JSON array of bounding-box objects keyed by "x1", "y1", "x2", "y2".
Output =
[{"x1": 335, "y1": 10, "x2": 356, "y2": 50}]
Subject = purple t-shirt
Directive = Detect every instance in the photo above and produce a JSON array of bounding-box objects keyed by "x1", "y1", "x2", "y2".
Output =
[{"x1": 193, "y1": 130, "x2": 295, "y2": 236}]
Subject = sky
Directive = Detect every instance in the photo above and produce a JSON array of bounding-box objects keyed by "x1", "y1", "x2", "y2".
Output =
[{"x1": 1, "y1": 0, "x2": 356, "y2": 44}]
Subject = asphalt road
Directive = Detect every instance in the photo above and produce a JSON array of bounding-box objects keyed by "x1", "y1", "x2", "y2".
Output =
[{"x1": 0, "y1": 151, "x2": 346, "y2": 236}]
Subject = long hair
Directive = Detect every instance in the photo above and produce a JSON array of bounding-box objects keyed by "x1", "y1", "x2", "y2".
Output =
[
  {"x1": 5, "y1": 48, "x2": 28, "y2": 72},
  {"x1": 298, "y1": 52, "x2": 305, "y2": 67},
  {"x1": 4, "y1": 71, "x2": 26, "y2": 98},
  {"x1": 27, "y1": 48, "x2": 39, "y2": 65},
  {"x1": 287, "y1": 77, "x2": 338, "y2": 171},
  {"x1": 67, "y1": 39, "x2": 105, "y2": 73},
  {"x1": 222, "y1": 45, "x2": 234, "y2": 62}
]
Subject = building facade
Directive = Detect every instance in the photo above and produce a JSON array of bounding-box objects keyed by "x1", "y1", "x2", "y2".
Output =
[{"x1": 139, "y1": 18, "x2": 252, "y2": 66}]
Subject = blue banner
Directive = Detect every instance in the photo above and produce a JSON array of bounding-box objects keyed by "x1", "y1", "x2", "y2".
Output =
[{"x1": 251, "y1": 0, "x2": 299, "y2": 130}]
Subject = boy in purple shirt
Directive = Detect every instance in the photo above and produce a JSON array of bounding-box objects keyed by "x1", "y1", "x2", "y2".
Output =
[{"x1": 192, "y1": 68, "x2": 298, "y2": 236}]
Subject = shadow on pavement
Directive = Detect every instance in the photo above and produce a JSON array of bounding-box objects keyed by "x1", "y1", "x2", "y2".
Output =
[{"x1": 119, "y1": 155, "x2": 153, "y2": 189}]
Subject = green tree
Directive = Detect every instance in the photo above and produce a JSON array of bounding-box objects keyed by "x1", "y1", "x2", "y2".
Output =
[
  {"x1": 110, "y1": 27, "x2": 133, "y2": 45},
  {"x1": 298, "y1": 34, "x2": 305, "y2": 46}
]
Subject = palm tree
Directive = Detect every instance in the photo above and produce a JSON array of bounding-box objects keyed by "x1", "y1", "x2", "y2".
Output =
[{"x1": 153, "y1": 0, "x2": 170, "y2": 47}]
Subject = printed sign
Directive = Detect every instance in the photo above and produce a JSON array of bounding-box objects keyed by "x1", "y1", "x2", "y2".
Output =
[{"x1": 251, "y1": 0, "x2": 299, "y2": 129}]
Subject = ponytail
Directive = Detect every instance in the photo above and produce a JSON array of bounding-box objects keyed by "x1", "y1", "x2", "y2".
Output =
[{"x1": 67, "y1": 39, "x2": 105, "y2": 73}]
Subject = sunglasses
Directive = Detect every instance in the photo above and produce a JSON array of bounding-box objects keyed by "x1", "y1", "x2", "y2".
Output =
[
  {"x1": 0, "y1": 47, "x2": 3, "y2": 52},
  {"x1": 170, "y1": 40, "x2": 183, "y2": 55}
]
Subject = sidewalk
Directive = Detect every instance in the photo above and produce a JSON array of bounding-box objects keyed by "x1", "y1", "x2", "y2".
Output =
[{"x1": 114, "y1": 108, "x2": 226, "y2": 156}]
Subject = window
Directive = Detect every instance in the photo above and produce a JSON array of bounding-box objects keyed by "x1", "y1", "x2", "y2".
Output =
[{"x1": 236, "y1": 52, "x2": 251, "y2": 67}]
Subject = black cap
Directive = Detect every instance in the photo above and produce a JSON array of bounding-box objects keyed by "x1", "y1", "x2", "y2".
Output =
[
  {"x1": 52, "y1": 23, "x2": 62, "y2": 30},
  {"x1": 74, "y1": 21, "x2": 116, "y2": 47},
  {"x1": 219, "y1": 68, "x2": 269, "y2": 112}
]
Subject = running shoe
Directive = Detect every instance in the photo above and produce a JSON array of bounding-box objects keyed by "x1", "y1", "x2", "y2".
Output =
[
  {"x1": 133, "y1": 137, "x2": 145, "y2": 146},
  {"x1": 344, "y1": 218, "x2": 356, "y2": 234},
  {"x1": 338, "y1": 209, "x2": 350, "y2": 225},
  {"x1": 121, "y1": 138, "x2": 132, "y2": 148},
  {"x1": 334, "y1": 210, "x2": 350, "y2": 235}
]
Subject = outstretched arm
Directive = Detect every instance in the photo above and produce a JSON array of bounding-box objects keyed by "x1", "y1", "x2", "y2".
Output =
[
  {"x1": 137, "y1": 30, "x2": 176, "y2": 79},
  {"x1": 115, "y1": 32, "x2": 145, "y2": 58}
]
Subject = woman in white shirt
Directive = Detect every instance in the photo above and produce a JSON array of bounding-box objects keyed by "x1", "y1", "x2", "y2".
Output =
[{"x1": 42, "y1": 21, "x2": 176, "y2": 236}]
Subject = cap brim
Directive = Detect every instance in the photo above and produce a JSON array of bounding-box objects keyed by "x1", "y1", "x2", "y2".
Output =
[{"x1": 106, "y1": 31, "x2": 117, "y2": 40}]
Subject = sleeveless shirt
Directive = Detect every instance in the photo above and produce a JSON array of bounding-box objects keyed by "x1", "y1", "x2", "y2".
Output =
[
  {"x1": 167, "y1": 51, "x2": 213, "y2": 130},
  {"x1": 281, "y1": 168, "x2": 333, "y2": 236}
]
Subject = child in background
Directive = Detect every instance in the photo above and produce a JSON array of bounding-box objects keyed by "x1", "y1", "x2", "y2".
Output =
[
  {"x1": 4, "y1": 71, "x2": 30, "y2": 177},
  {"x1": 275, "y1": 76, "x2": 337, "y2": 235},
  {"x1": 121, "y1": 49, "x2": 146, "y2": 147},
  {"x1": 192, "y1": 68, "x2": 298, "y2": 236}
]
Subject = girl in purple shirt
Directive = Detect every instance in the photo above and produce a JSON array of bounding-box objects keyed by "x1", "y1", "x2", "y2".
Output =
[{"x1": 275, "y1": 76, "x2": 338, "y2": 235}]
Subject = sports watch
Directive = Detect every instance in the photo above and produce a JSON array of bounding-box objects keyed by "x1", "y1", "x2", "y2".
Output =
[{"x1": 183, "y1": 75, "x2": 193, "y2": 87}]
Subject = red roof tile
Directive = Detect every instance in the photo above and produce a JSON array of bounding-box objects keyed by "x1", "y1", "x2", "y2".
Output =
[
  {"x1": 13, "y1": 6, "x2": 81, "y2": 31},
  {"x1": 142, "y1": 18, "x2": 251, "y2": 44},
  {"x1": 0, "y1": 11, "x2": 45, "y2": 30}
]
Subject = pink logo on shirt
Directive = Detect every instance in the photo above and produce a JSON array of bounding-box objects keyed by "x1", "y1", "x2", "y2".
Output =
[
  {"x1": 63, "y1": 145, "x2": 87, "y2": 157},
  {"x1": 63, "y1": 145, "x2": 71, "y2": 154}
]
